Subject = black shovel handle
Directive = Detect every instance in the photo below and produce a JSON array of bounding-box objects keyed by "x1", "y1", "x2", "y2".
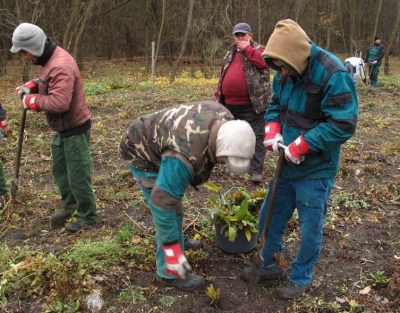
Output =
[
  {"x1": 247, "y1": 146, "x2": 286, "y2": 294},
  {"x1": 10, "y1": 107, "x2": 27, "y2": 210}
]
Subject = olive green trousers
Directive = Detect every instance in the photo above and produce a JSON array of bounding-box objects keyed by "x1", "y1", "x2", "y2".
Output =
[{"x1": 51, "y1": 130, "x2": 97, "y2": 223}]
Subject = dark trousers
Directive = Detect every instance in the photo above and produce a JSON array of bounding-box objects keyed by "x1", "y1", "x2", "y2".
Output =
[
  {"x1": 0, "y1": 158, "x2": 7, "y2": 196},
  {"x1": 224, "y1": 104, "x2": 266, "y2": 174}
]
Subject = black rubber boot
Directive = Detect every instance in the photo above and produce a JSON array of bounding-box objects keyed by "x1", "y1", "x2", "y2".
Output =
[
  {"x1": 50, "y1": 211, "x2": 72, "y2": 226},
  {"x1": 156, "y1": 273, "x2": 206, "y2": 291},
  {"x1": 278, "y1": 282, "x2": 310, "y2": 300},
  {"x1": 65, "y1": 220, "x2": 89, "y2": 232},
  {"x1": 183, "y1": 238, "x2": 203, "y2": 251},
  {"x1": 251, "y1": 173, "x2": 263, "y2": 183},
  {"x1": 241, "y1": 267, "x2": 287, "y2": 283}
]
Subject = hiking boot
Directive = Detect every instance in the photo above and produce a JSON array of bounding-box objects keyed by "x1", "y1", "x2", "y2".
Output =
[
  {"x1": 50, "y1": 211, "x2": 72, "y2": 226},
  {"x1": 278, "y1": 282, "x2": 310, "y2": 300},
  {"x1": 65, "y1": 220, "x2": 89, "y2": 232},
  {"x1": 241, "y1": 266, "x2": 287, "y2": 283},
  {"x1": 156, "y1": 273, "x2": 206, "y2": 291},
  {"x1": 184, "y1": 238, "x2": 203, "y2": 251},
  {"x1": 251, "y1": 173, "x2": 263, "y2": 184}
]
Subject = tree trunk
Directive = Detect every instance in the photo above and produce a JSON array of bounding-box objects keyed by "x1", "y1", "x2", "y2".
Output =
[
  {"x1": 384, "y1": 0, "x2": 400, "y2": 74},
  {"x1": 372, "y1": 0, "x2": 383, "y2": 41},
  {"x1": 73, "y1": 0, "x2": 96, "y2": 70},
  {"x1": 125, "y1": 25, "x2": 133, "y2": 62},
  {"x1": 154, "y1": 0, "x2": 166, "y2": 69},
  {"x1": 170, "y1": 0, "x2": 195, "y2": 84}
]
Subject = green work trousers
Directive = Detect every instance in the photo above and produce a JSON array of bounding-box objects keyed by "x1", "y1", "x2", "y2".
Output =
[
  {"x1": 0, "y1": 158, "x2": 7, "y2": 196},
  {"x1": 51, "y1": 130, "x2": 97, "y2": 223}
]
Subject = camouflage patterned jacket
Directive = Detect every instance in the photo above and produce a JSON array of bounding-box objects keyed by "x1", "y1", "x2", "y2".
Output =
[
  {"x1": 216, "y1": 40, "x2": 271, "y2": 114},
  {"x1": 119, "y1": 100, "x2": 234, "y2": 186}
]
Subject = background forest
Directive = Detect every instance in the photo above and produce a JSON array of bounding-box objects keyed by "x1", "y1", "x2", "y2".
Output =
[{"x1": 1, "y1": 0, "x2": 400, "y2": 76}]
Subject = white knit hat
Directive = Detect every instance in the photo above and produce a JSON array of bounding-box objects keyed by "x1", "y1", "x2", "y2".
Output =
[
  {"x1": 10, "y1": 23, "x2": 46, "y2": 57},
  {"x1": 216, "y1": 120, "x2": 256, "y2": 175}
]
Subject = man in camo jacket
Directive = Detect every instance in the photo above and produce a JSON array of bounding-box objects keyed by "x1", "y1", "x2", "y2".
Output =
[{"x1": 119, "y1": 100, "x2": 256, "y2": 291}]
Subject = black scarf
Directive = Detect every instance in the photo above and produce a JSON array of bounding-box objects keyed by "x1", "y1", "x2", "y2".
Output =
[{"x1": 34, "y1": 38, "x2": 57, "y2": 66}]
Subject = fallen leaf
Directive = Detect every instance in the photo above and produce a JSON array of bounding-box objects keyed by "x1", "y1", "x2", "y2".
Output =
[
  {"x1": 359, "y1": 285, "x2": 371, "y2": 294},
  {"x1": 78, "y1": 268, "x2": 86, "y2": 276},
  {"x1": 335, "y1": 296, "x2": 348, "y2": 303},
  {"x1": 131, "y1": 235, "x2": 141, "y2": 244}
]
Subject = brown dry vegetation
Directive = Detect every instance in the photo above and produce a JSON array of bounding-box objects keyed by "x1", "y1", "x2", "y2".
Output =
[{"x1": 0, "y1": 60, "x2": 399, "y2": 313}]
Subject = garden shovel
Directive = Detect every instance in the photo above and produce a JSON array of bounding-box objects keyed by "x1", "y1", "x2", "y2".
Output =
[
  {"x1": 10, "y1": 107, "x2": 27, "y2": 211},
  {"x1": 247, "y1": 143, "x2": 286, "y2": 294}
]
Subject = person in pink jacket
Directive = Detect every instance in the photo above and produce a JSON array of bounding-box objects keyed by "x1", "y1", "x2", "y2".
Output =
[{"x1": 10, "y1": 23, "x2": 97, "y2": 232}]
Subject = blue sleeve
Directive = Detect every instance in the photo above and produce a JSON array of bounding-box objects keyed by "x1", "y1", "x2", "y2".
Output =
[
  {"x1": 304, "y1": 70, "x2": 358, "y2": 151},
  {"x1": 156, "y1": 156, "x2": 194, "y2": 199}
]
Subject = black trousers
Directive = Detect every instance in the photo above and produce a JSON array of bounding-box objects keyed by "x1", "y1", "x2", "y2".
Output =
[{"x1": 224, "y1": 103, "x2": 266, "y2": 175}]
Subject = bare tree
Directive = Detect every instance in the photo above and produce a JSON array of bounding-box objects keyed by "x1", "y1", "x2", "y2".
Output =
[
  {"x1": 372, "y1": 0, "x2": 383, "y2": 41},
  {"x1": 384, "y1": 0, "x2": 400, "y2": 74},
  {"x1": 170, "y1": 0, "x2": 195, "y2": 84}
]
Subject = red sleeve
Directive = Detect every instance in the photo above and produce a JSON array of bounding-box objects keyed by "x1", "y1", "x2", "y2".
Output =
[{"x1": 243, "y1": 45, "x2": 268, "y2": 69}]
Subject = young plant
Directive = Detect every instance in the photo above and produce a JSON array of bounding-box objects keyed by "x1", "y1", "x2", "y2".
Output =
[
  {"x1": 206, "y1": 284, "x2": 221, "y2": 307},
  {"x1": 204, "y1": 182, "x2": 261, "y2": 242}
]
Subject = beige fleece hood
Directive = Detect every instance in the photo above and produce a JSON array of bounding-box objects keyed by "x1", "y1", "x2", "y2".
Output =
[{"x1": 262, "y1": 19, "x2": 311, "y2": 76}]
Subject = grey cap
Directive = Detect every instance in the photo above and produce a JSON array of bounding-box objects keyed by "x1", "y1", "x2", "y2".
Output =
[
  {"x1": 10, "y1": 23, "x2": 46, "y2": 57},
  {"x1": 232, "y1": 23, "x2": 252, "y2": 34}
]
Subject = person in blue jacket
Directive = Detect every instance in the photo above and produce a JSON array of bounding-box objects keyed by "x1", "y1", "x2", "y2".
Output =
[
  {"x1": 364, "y1": 36, "x2": 385, "y2": 87},
  {"x1": 241, "y1": 19, "x2": 358, "y2": 300}
]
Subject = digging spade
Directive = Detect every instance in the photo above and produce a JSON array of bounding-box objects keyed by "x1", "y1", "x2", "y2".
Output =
[
  {"x1": 10, "y1": 107, "x2": 27, "y2": 211},
  {"x1": 247, "y1": 143, "x2": 286, "y2": 294}
]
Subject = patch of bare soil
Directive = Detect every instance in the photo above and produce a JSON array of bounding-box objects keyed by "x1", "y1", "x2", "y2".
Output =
[{"x1": 1, "y1": 86, "x2": 400, "y2": 312}]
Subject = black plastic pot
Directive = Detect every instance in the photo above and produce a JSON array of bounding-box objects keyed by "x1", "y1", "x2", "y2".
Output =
[{"x1": 215, "y1": 223, "x2": 258, "y2": 254}]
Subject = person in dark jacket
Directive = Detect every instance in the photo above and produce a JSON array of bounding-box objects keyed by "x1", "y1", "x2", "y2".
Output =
[
  {"x1": 241, "y1": 19, "x2": 358, "y2": 300},
  {"x1": 119, "y1": 100, "x2": 256, "y2": 291},
  {"x1": 11, "y1": 23, "x2": 97, "y2": 232},
  {"x1": 365, "y1": 36, "x2": 385, "y2": 87},
  {"x1": 215, "y1": 23, "x2": 271, "y2": 183}
]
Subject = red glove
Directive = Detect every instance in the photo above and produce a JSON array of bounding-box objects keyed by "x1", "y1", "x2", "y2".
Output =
[
  {"x1": 22, "y1": 95, "x2": 39, "y2": 112},
  {"x1": 0, "y1": 116, "x2": 10, "y2": 136},
  {"x1": 263, "y1": 122, "x2": 283, "y2": 154},
  {"x1": 162, "y1": 241, "x2": 191, "y2": 279},
  {"x1": 285, "y1": 135, "x2": 310, "y2": 164},
  {"x1": 14, "y1": 81, "x2": 38, "y2": 100}
]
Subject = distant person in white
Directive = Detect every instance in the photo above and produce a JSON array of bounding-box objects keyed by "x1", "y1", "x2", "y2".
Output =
[{"x1": 344, "y1": 57, "x2": 367, "y2": 85}]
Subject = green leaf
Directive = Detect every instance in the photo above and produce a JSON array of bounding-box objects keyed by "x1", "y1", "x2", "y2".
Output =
[
  {"x1": 244, "y1": 228, "x2": 251, "y2": 241},
  {"x1": 204, "y1": 182, "x2": 220, "y2": 193}
]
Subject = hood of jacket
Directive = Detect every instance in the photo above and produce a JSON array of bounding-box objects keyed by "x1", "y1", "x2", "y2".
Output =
[{"x1": 262, "y1": 19, "x2": 311, "y2": 76}]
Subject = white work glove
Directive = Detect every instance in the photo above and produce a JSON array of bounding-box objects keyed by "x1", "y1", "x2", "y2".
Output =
[
  {"x1": 14, "y1": 81, "x2": 37, "y2": 100},
  {"x1": 285, "y1": 135, "x2": 310, "y2": 164}
]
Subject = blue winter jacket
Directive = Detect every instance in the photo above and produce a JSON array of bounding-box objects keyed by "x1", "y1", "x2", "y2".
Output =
[{"x1": 265, "y1": 42, "x2": 358, "y2": 180}]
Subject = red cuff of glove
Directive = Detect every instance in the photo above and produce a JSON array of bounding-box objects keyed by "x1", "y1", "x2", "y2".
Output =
[
  {"x1": 288, "y1": 135, "x2": 310, "y2": 157},
  {"x1": 24, "y1": 81, "x2": 38, "y2": 94},
  {"x1": 264, "y1": 121, "x2": 281, "y2": 135}
]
